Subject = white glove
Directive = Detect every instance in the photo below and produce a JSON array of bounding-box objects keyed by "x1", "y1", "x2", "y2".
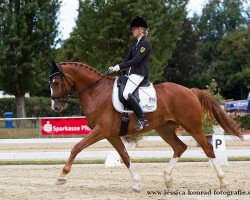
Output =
[{"x1": 108, "y1": 64, "x2": 120, "y2": 73}]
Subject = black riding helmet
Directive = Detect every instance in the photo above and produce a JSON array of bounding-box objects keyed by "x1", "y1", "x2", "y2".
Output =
[{"x1": 130, "y1": 16, "x2": 148, "y2": 29}]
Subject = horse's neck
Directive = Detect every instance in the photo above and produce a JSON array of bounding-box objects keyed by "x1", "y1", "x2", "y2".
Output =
[
  {"x1": 63, "y1": 63, "x2": 113, "y2": 124},
  {"x1": 64, "y1": 64, "x2": 101, "y2": 91},
  {"x1": 78, "y1": 78, "x2": 114, "y2": 127}
]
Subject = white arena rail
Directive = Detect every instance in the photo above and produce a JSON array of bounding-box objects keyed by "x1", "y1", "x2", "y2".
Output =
[
  {"x1": 0, "y1": 135, "x2": 249, "y2": 144},
  {"x1": 0, "y1": 149, "x2": 249, "y2": 161},
  {"x1": 0, "y1": 136, "x2": 249, "y2": 161}
]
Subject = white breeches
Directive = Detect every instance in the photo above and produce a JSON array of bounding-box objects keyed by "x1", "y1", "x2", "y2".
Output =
[{"x1": 123, "y1": 74, "x2": 144, "y2": 100}]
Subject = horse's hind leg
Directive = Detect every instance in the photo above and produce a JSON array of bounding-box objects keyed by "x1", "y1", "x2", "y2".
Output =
[
  {"x1": 107, "y1": 136, "x2": 140, "y2": 192},
  {"x1": 155, "y1": 121, "x2": 187, "y2": 189},
  {"x1": 180, "y1": 120, "x2": 228, "y2": 189},
  {"x1": 190, "y1": 130, "x2": 228, "y2": 189},
  {"x1": 210, "y1": 158, "x2": 228, "y2": 189}
]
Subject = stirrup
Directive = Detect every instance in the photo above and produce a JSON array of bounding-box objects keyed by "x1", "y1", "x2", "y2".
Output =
[{"x1": 135, "y1": 119, "x2": 149, "y2": 131}]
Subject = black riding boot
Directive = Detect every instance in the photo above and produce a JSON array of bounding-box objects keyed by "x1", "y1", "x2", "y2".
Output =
[{"x1": 127, "y1": 93, "x2": 149, "y2": 131}]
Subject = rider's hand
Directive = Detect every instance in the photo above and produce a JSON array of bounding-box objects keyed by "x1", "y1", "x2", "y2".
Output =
[{"x1": 108, "y1": 64, "x2": 120, "y2": 73}]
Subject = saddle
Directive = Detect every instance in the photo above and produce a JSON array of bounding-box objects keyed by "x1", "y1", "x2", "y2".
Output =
[{"x1": 112, "y1": 75, "x2": 157, "y2": 135}]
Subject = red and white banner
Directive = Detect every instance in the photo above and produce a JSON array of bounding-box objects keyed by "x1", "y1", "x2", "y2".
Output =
[{"x1": 41, "y1": 117, "x2": 91, "y2": 135}]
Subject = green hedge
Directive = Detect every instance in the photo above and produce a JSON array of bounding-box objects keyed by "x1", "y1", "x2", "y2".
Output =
[
  {"x1": 0, "y1": 97, "x2": 83, "y2": 117},
  {"x1": 235, "y1": 115, "x2": 250, "y2": 130}
]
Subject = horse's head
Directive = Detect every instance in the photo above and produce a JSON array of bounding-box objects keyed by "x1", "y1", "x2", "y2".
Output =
[{"x1": 47, "y1": 61, "x2": 74, "y2": 112}]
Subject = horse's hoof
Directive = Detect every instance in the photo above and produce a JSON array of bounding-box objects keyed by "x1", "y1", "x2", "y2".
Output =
[
  {"x1": 55, "y1": 177, "x2": 67, "y2": 185},
  {"x1": 132, "y1": 185, "x2": 140, "y2": 193},
  {"x1": 220, "y1": 182, "x2": 228, "y2": 190},
  {"x1": 164, "y1": 174, "x2": 173, "y2": 189},
  {"x1": 165, "y1": 181, "x2": 173, "y2": 189}
]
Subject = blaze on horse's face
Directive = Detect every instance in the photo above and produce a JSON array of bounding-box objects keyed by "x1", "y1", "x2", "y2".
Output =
[
  {"x1": 48, "y1": 61, "x2": 72, "y2": 112},
  {"x1": 50, "y1": 76, "x2": 70, "y2": 112}
]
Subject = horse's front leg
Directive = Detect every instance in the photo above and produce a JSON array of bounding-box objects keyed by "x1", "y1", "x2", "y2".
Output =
[
  {"x1": 56, "y1": 127, "x2": 105, "y2": 185},
  {"x1": 107, "y1": 136, "x2": 140, "y2": 192}
]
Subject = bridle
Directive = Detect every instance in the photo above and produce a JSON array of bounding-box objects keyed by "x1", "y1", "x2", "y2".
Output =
[
  {"x1": 50, "y1": 69, "x2": 105, "y2": 102},
  {"x1": 50, "y1": 70, "x2": 73, "y2": 101}
]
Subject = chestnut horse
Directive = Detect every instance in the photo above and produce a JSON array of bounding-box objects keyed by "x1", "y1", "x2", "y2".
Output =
[{"x1": 48, "y1": 61, "x2": 242, "y2": 192}]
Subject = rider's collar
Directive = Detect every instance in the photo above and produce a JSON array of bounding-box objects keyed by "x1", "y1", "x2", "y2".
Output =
[{"x1": 137, "y1": 35, "x2": 143, "y2": 44}]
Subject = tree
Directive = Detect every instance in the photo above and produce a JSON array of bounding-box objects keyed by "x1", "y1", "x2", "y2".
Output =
[
  {"x1": 193, "y1": 0, "x2": 250, "y2": 97},
  {"x1": 0, "y1": 0, "x2": 61, "y2": 124},
  {"x1": 57, "y1": 0, "x2": 188, "y2": 82},
  {"x1": 164, "y1": 18, "x2": 198, "y2": 87},
  {"x1": 56, "y1": 32, "x2": 80, "y2": 62},
  {"x1": 208, "y1": 26, "x2": 250, "y2": 99},
  {"x1": 136, "y1": 0, "x2": 188, "y2": 82}
]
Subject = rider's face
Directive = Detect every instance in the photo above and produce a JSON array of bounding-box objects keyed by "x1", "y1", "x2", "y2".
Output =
[{"x1": 131, "y1": 27, "x2": 143, "y2": 38}]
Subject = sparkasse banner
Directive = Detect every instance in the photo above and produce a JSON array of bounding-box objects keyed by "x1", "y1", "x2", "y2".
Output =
[{"x1": 41, "y1": 117, "x2": 91, "y2": 135}]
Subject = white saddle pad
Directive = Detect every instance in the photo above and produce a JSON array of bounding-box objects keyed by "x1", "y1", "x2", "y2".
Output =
[{"x1": 112, "y1": 77, "x2": 157, "y2": 113}]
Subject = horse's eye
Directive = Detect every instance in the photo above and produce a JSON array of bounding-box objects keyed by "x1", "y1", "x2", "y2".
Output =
[{"x1": 53, "y1": 81, "x2": 60, "y2": 87}]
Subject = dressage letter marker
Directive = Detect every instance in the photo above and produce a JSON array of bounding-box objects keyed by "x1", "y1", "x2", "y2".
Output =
[
  {"x1": 212, "y1": 125, "x2": 228, "y2": 165},
  {"x1": 215, "y1": 139, "x2": 222, "y2": 149},
  {"x1": 105, "y1": 151, "x2": 121, "y2": 167}
]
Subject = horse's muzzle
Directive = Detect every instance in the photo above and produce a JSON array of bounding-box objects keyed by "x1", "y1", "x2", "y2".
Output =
[{"x1": 51, "y1": 99, "x2": 67, "y2": 113}]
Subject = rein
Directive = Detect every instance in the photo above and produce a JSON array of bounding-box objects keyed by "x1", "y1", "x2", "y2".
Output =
[{"x1": 71, "y1": 76, "x2": 106, "y2": 96}]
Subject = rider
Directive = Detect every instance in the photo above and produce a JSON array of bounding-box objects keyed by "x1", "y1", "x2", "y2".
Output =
[{"x1": 109, "y1": 16, "x2": 152, "y2": 131}]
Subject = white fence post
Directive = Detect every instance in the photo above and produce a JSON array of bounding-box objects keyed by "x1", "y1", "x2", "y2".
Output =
[
  {"x1": 212, "y1": 125, "x2": 228, "y2": 165},
  {"x1": 105, "y1": 151, "x2": 121, "y2": 167}
]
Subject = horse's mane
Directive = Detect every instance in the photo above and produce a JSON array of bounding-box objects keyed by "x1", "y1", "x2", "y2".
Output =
[{"x1": 60, "y1": 62, "x2": 114, "y2": 79}]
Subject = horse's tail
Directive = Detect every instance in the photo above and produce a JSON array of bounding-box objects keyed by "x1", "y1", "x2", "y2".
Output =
[{"x1": 191, "y1": 88, "x2": 243, "y2": 140}]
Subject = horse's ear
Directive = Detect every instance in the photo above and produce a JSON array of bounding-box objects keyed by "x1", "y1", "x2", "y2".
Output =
[{"x1": 52, "y1": 61, "x2": 61, "y2": 72}]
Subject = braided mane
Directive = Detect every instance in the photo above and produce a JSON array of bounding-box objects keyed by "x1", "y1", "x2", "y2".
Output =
[{"x1": 60, "y1": 62, "x2": 114, "y2": 79}]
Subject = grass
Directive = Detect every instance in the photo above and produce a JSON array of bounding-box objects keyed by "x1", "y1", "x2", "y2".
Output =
[
  {"x1": 0, "y1": 120, "x2": 40, "y2": 138},
  {"x1": 145, "y1": 130, "x2": 158, "y2": 136},
  {"x1": 0, "y1": 128, "x2": 40, "y2": 139},
  {"x1": 0, "y1": 157, "x2": 249, "y2": 165}
]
